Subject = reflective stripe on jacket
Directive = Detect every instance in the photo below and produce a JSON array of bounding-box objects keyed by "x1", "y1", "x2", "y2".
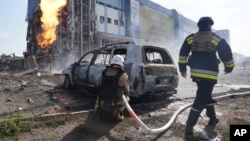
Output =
[{"x1": 178, "y1": 31, "x2": 235, "y2": 82}]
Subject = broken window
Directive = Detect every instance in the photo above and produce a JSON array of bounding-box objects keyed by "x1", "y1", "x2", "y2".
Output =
[
  {"x1": 94, "y1": 51, "x2": 111, "y2": 64},
  {"x1": 107, "y1": 18, "x2": 112, "y2": 24},
  {"x1": 100, "y1": 16, "x2": 104, "y2": 24},
  {"x1": 80, "y1": 53, "x2": 94, "y2": 65},
  {"x1": 144, "y1": 48, "x2": 172, "y2": 64},
  {"x1": 113, "y1": 49, "x2": 127, "y2": 62}
]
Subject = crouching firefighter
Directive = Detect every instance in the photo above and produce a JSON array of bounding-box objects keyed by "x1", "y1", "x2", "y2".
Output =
[{"x1": 93, "y1": 55, "x2": 130, "y2": 121}]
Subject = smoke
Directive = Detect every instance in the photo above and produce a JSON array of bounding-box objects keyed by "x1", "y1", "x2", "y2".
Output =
[{"x1": 135, "y1": 5, "x2": 184, "y2": 64}]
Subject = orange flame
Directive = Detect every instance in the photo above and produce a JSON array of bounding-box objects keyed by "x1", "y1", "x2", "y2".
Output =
[{"x1": 36, "y1": 0, "x2": 67, "y2": 53}]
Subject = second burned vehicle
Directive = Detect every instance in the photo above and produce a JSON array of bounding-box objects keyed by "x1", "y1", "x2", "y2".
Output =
[{"x1": 62, "y1": 42, "x2": 179, "y2": 97}]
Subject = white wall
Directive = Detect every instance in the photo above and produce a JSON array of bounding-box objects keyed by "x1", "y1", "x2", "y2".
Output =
[
  {"x1": 96, "y1": 4, "x2": 105, "y2": 32},
  {"x1": 96, "y1": 4, "x2": 125, "y2": 36}
]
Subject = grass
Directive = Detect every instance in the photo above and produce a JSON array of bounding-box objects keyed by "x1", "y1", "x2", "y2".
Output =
[{"x1": 0, "y1": 113, "x2": 70, "y2": 140}]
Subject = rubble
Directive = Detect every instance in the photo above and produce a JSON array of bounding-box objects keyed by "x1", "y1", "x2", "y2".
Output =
[
  {"x1": 40, "y1": 79, "x2": 57, "y2": 87},
  {"x1": 0, "y1": 65, "x2": 250, "y2": 140}
]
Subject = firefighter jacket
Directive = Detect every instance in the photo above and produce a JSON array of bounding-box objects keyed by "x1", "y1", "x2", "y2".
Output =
[
  {"x1": 98, "y1": 66, "x2": 130, "y2": 100},
  {"x1": 178, "y1": 31, "x2": 235, "y2": 83}
]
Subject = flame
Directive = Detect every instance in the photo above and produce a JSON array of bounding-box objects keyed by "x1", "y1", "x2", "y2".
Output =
[{"x1": 37, "y1": 0, "x2": 67, "y2": 53}]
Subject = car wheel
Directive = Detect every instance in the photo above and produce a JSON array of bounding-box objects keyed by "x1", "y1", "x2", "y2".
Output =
[{"x1": 63, "y1": 75, "x2": 72, "y2": 89}]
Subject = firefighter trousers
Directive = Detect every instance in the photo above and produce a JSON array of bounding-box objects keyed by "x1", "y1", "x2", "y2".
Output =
[{"x1": 192, "y1": 80, "x2": 215, "y2": 112}]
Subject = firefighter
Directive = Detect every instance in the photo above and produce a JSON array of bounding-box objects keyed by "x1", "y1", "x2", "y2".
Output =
[
  {"x1": 178, "y1": 17, "x2": 235, "y2": 140},
  {"x1": 94, "y1": 55, "x2": 130, "y2": 121}
]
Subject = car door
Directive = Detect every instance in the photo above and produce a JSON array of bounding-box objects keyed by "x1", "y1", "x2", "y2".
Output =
[
  {"x1": 87, "y1": 50, "x2": 111, "y2": 89},
  {"x1": 72, "y1": 52, "x2": 94, "y2": 87}
]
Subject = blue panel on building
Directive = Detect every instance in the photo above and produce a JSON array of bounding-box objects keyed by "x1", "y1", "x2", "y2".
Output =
[
  {"x1": 27, "y1": 0, "x2": 40, "y2": 20},
  {"x1": 96, "y1": 0, "x2": 123, "y2": 9},
  {"x1": 129, "y1": 0, "x2": 140, "y2": 38}
]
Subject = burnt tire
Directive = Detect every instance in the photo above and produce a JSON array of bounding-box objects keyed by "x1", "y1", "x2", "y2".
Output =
[{"x1": 63, "y1": 75, "x2": 72, "y2": 89}]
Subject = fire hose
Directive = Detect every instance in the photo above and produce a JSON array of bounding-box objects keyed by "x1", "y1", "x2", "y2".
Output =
[{"x1": 122, "y1": 91, "x2": 250, "y2": 134}]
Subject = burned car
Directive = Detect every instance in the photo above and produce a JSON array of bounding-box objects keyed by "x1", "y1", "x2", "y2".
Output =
[{"x1": 62, "y1": 42, "x2": 179, "y2": 97}]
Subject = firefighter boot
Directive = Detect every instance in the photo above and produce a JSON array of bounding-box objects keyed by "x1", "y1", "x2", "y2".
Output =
[
  {"x1": 184, "y1": 109, "x2": 201, "y2": 141},
  {"x1": 112, "y1": 109, "x2": 124, "y2": 121},
  {"x1": 206, "y1": 105, "x2": 219, "y2": 130},
  {"x1": 198, "y1": 105, "x2": 219, "y2": 140}
]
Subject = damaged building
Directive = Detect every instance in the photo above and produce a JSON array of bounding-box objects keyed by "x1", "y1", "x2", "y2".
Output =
[{"x1": 26, "y1": 0, "x2": 230, "y2": 71}]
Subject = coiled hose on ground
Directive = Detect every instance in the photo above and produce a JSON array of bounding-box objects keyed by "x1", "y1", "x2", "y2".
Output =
[{"x1": 122, "y1": 91, "x2": 250, "y2": 134}]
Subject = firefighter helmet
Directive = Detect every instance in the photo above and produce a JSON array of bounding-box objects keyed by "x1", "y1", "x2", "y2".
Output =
[
  {"x1": 110, "y1": 55, "x2": 124, "y2": 67},
  {"x1": 197, "y1": 17, "x2": 214, "y2": 27}
]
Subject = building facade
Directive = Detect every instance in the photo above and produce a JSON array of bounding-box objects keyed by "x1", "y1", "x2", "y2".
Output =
[{"x1": 26, "y1": 0, "x2": 230, "y2": 70}]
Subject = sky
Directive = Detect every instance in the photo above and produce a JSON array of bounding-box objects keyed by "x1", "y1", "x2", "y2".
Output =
[
  {"x1": 151, "y1": 0, "x2": 250, "y2": 56},
  {"x1": 0, "y1": 0, "x2": 250, "y2": 56},
  {"x1": 0, "y1": 0, "x2": 28, "y2": 56}
]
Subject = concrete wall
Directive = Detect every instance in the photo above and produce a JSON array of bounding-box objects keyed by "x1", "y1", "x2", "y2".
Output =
[
  {"x1": 139, "y1": 5, "x2": 175, "y2": 43},
  {"x1": 96, "y1": 4, "x2": 105, "y2": 32},
  {"x1": 96, "y1": 3, "x2": 125, "y2": 36}
]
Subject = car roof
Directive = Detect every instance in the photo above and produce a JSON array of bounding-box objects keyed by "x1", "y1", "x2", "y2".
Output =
[{"x1": 94, "y1": 42, "x2": 167, "y2": 52}]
